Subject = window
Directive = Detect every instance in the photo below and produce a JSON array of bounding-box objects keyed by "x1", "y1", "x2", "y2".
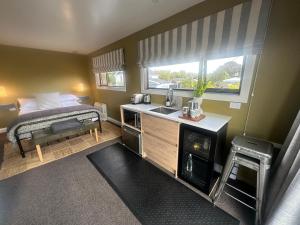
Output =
[
  {"x1": 148, "y1": 62, "x2": 199, "y2": 90},
  {"x1": 205, "y1": 56, "x2": 244, "y2": 94},
  {"x1": 141, "y1": 55, "x2": 257, "y2": 103},
  {"x1": 96, "y1": 71, "x2": 126, "y2": 91},
  {"x1": 147, "y1": 56, "x2": 244, "y2": 93}
]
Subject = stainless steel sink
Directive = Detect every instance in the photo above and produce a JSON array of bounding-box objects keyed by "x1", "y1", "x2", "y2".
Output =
[{"x1": 150, "y1": 107, "x2": 179, "y2": 115}]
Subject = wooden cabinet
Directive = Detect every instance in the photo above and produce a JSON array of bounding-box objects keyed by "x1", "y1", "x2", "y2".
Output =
[
  {"x1": 142, "y1": 113, "x2": 179, "y2": 146},
  {"x1": 141, "y1": 113, "x2": 179, "y2": 175}
]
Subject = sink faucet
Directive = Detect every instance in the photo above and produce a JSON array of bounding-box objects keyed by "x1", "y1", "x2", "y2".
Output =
[{"x1": 165, "y1": 85, "x2": 174, "y2": 107}]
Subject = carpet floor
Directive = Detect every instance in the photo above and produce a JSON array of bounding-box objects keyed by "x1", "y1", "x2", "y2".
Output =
[
  {"x1": 0, "y1": 139, "x2": 253, "y2": 225},
  {"x1": 0, "y1": 139, "x2": 140, "y2": 225}
]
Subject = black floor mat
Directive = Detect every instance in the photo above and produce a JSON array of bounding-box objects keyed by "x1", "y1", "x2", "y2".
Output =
[{"x1": 87, "y1": 143, "x2": 239, "y2": 225}]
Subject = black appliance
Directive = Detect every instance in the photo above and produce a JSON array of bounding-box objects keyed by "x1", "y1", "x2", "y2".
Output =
[
  {"x1": 178, "y1": 123, "x2": 227, "y2": 194},
  {"x1": 122, "y1": 126, "x2": 141, "y2": 155},
  {"x1": 123, "y1": 109, "x2": 141, "y2": 129},
  {"x1": 122, "y1": 108, "x2": 142, "y2": 156}
]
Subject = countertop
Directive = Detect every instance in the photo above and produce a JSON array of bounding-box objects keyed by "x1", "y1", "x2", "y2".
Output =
[{"x1": 121, "y1": 104, "x2": 231, "y2": 133}]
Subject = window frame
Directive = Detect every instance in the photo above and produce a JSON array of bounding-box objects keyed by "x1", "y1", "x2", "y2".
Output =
[
  {"x1": 96, "y1": 70, "x2": 126, "y2": 92},
  {"x1": 145, "y1": 61, "x2": 202, "y2": 92},
  {"x1": 146, "y1": 69, "x2": 198, "y2": 92},
  {"x1": 140, "y1": 55, "x2": 257, "y2": 103},
  {"x1": 204, "y1": 56, "x2": 245, "y2": 95}
]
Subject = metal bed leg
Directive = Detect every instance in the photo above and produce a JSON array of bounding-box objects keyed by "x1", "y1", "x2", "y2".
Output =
[
  {"x1": 97, "y1": 113, "x2": 102, "y2": 133},
  {"x1": 16, "y1": 136, "x2": 25, "y2": 158},
  {"x1": 98, "y1": 120, "x2": 102, "y2": 133}
]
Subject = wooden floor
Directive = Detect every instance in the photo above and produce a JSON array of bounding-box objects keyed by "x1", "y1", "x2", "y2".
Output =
[{"x1": 0, "y1": 121, "x2": 121, "y2": 180}]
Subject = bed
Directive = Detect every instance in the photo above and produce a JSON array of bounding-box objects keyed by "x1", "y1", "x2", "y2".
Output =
[{"x1": 7, "y1": 93, "x2": 103, "y2": 158}]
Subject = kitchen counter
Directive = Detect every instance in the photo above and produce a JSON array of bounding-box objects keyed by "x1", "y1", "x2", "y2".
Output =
[{"x1": 121, "y1": 104, "x2": 231, "y2": 132}]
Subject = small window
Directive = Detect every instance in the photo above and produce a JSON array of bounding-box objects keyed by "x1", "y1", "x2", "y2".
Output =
[
  {"x1": 100, "y1": 73, "x2": 108, "y2": 86},
  {"x1": 96, "y1": 71, "x2": 126, "y2": 91},
  {"x1": 205, "y1": 56, "x2": 244, "y2": 94},
  {"x1": 147, "y1": 62, "x2": 200, "y2": 90},
  {"x1": 107, "y1": 71, "x2": 125, "y2": 87}
]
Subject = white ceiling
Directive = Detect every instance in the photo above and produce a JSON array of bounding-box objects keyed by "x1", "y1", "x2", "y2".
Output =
[{"x1": 0, "y1": 0, "x2": 204, "y2": 54}]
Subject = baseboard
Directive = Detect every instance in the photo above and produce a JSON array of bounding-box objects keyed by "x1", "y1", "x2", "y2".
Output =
[
  {"x1": 107, "y1": 117, "x2": 122, "y2": 127},
  {"x1": 0, "y1": 127, "x2": 7, "y2": 134}
]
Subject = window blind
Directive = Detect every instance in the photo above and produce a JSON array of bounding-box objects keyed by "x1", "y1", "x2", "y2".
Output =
[
  {"x1": 137, "y1": 0, "x2": 271, "y2": 67},
  {"x1": 92, "y1": 48, "x2": 125, "y2": 73}
]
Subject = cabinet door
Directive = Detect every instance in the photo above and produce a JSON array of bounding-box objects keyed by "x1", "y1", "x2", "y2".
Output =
[
  {"x1": 143, "y1": 133, "x2": 178, "y2": 174},
  {"x1": 141, "y1": 113, "x2": 179, "y2": 175},
  {"x1": 142, "y1": 114, "x2": 179, "y2": 146}
]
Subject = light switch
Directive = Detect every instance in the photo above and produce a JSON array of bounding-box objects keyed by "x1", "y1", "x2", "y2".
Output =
[{"x1": 230, "y1": 102, "x2": 241, "y2": 109}]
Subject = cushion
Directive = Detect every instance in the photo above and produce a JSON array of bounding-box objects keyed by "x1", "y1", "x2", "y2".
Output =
[
  {"x1": 35, "y1": 92, "x2": 62, "y2": 110},
  {"x1": 50, "y1": 119, "x2": 82, "y2": 133}
]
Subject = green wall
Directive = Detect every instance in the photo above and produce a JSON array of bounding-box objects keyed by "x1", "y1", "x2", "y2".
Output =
[
  {"x1": 0, "y1": 45, "x2": 92, "y2": 127},
  {"x1": 89, "y1": 0, "x2": 300, "y2": 145}
]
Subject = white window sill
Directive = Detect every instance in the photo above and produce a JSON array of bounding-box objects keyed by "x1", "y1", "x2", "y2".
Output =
[
  {"x1": 142, "y1": 89, "x2": 248, "y2": 103},
  {"x1": 96, "y1": 86, "x2": 126, "y2": 92}
]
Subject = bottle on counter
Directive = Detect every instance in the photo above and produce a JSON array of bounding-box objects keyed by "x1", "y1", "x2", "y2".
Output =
[
  {"x1": 165, "y1": 96, "x2": 171, "y2": 107},
  {"x1": 186, "y1": 153, "x2": 193, "y2": 173}
]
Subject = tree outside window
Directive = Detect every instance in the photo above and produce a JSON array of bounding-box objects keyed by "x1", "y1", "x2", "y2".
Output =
[{"x1": 147, "y1": 56, "x2": 244, "y2": 94}]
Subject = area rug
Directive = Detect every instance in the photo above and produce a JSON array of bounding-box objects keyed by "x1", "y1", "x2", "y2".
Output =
[{"x1": 0, "y1": 121, "x2": 121, "y2": 180}]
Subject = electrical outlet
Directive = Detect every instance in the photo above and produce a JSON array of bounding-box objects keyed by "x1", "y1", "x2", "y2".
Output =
[{"x1": 230, "y1": 102, "x2": 241, "y2": 109}]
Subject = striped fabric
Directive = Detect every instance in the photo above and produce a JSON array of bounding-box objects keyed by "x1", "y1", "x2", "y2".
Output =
[
  {"x1": 138, "y1": 0, "x2": 271, "y2": 67},
  {"x1": 92, "y1": 48, "x2": 125, "y2": 73}
]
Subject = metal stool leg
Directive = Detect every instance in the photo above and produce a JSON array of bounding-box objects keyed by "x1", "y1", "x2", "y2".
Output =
[
  {"x1": 255, "y1": 167, "x2": 261, "y2": 225},
  {"x1": 213, "y1": 150, "x2": 236, "y2": 203},
  {"x1": 256, "y1": 162, "x2": 270, "y2": 225},
  {"x1": 216, "y1": 135, "x2": 273, "y2": 225}
]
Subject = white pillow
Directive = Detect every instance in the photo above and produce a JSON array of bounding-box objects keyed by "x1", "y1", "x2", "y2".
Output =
[
  {"x1": 35, "y1": 92, "x2": 62, "y2": 110},
  {"x1": 17, "y1": 98, "x2": 38, "y2": 110},
  {"x1": 61, "y1": 100, "x2": 81, "y2": 107},
  {"x1": 60, "y1": 94, "x2": 79, "y2": 102}
]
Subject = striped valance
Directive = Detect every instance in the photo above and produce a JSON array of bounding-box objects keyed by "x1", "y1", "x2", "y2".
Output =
[
  {"x1": 92, "y1": 48, "x2": 125, "y2": 73},
  {"x1": 138, "y1": 0, "x2": 271, "y2": 67}
]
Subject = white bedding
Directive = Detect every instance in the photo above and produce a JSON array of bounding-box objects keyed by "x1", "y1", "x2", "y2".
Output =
[
  {"x1": 19, "y1": 102, "x2": 81, "y2": 115},
  {"x1": 19, "y1": 108, "x2": 42, "y2": 115},
  {"x1": 18, "y1": 93, "x2": 81, "y2": 115}
]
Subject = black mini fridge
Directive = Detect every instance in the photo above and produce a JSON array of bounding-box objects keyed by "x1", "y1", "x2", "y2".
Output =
[{"x1": 178, "y1": 123, "x2": 227, "y2": 195}]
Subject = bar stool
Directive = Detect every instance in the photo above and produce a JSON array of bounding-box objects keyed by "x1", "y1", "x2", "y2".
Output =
[{"x1": 213, "y1": 135, "x2": 273, "y2": 225}]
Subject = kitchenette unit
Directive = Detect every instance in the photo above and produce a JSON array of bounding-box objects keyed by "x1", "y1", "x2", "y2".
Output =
[{"x1": 120, "y1": 104, "x2": 231, "y2": 195}]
